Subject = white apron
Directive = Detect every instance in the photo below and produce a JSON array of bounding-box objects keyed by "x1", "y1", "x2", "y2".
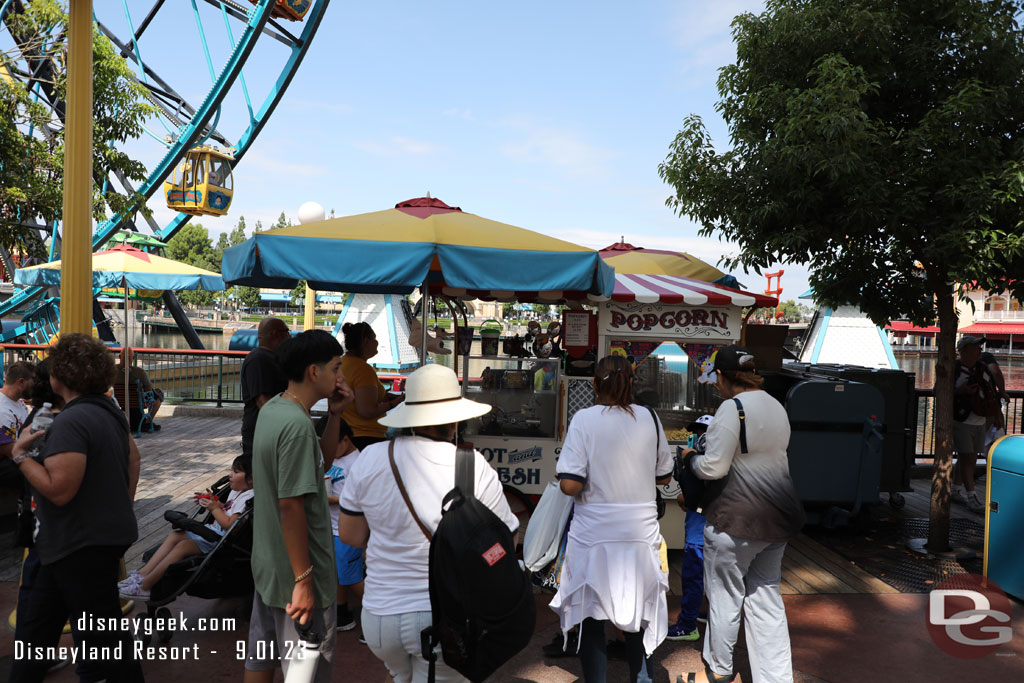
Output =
[{"x1": 549, "y1": 501, "x2": 668, "y2": 656}]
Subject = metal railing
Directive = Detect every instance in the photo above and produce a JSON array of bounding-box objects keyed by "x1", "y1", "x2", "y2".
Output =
[
  {"x1": 0, "y1": 343, "x2": 250, "y2": 407},
  {"x1": 912, "y1": 388, "x2": 1023, "y2": 461},
  {"x1": 0, "y1": 343, "x2": 407, "y2": 408},
  {"x1": 974, "y1": 310, "x2": 1024, "y2": 320}
]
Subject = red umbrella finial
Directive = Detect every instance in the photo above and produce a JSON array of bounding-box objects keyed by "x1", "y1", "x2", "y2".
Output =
[
  {"x1": 599, "y1": 238, "x2": 638, "y2": 255},
  {"x1": 395, "y1": 196, "x2": 463, "y2": 218}
]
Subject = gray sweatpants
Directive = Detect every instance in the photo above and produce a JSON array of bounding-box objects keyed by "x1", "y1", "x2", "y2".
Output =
[{"x1": 703, "y1": 524, "x2": 794, "y2": 683}]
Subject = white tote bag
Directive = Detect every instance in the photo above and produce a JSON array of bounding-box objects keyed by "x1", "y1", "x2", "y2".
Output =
[{"x1": 523, "y1": 480, "x2": 573, "y2": 572}]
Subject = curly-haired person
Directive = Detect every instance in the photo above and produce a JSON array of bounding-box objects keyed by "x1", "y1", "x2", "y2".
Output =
[{"x1": 8, "y1": 333, "x2": 143, "y2": 682}]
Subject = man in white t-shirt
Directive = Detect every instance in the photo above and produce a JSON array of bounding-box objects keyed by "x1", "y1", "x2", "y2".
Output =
[{"x1": 0, "y1": 361, "x2": 34, "y2": 489}]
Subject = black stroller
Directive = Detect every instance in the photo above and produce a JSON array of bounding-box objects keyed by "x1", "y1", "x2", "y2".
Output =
[{"x1": 137, "y1": 474, "x2": 254, "y2": 646}]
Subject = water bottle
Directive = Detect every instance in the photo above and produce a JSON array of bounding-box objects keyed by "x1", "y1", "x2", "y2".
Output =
[
  {"x1": 283, "y1": 610, "x2": 324, "y2": 683},
  {"x1": 25, "y1": 402, "x2": 54, "y2": 459},
  {"x1": 31, "y1": 403, "x2": 55, "y2": 434}
]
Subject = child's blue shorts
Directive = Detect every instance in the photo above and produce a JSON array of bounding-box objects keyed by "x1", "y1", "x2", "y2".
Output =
[{"x1": 334, "y1": 536, "x2": 365, "y2": 586}]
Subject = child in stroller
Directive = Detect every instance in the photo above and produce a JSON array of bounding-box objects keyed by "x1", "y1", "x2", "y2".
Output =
[{"x1": 119, "y1": 456, "x2": 253, "y2": 601}]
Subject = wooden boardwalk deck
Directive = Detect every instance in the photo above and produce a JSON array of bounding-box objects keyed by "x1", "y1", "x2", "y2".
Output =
[
  {"x1": 0, "y1": 415, "x2": 243, "y2": 582},
  {"x1": 1, "y1": 415, "x2": 970, "y2": 596},
  {"x1": 666, "y1": 525, "x2": 899, "y2": 597}
]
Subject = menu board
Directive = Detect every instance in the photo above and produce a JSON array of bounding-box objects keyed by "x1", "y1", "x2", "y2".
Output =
[{"x1": 563, "y1": 310, "x2": 593, "y2": 348}]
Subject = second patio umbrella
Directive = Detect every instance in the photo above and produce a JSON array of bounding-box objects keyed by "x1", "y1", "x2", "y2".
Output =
[{"x1": 15, "y1": 245, "x2": 225, "y2": 414}]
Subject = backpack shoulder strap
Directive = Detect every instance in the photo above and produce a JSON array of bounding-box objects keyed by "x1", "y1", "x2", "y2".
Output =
[
  {"x1": 390, "y1": 440, "x2": 432, "y2": 542},
  {"x1": 732, "y1": 398, "x2": 748, "y2": 454},
  {"x1": 645, "y1": 405, "x2": 661, "y2": 458},
  {"x1": 455, "y1": 444, "x2": 475, "y2": 499}
]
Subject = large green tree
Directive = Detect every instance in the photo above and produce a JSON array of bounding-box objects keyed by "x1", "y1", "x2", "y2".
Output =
[
  {"x1": 659, "y1": 0, "x2": 1024, "y2": 551},
  {"x1": 0, "y1": 1, "x2": 154, "y2": 255},
  {"x1": 166, "y1": 223, "x2": 217, "y2": 308}
]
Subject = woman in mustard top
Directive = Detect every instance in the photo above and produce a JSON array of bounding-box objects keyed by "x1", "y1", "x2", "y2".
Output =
[{"x1": 340, "y1": 322, "x2": 404, "y2": 449}]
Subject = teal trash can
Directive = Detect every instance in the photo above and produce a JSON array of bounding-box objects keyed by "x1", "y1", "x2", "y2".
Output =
[{"x1": 985, "y1": 435, "x2": 1024, "y2": 600}]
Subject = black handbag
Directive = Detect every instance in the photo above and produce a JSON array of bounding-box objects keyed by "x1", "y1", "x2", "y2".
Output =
[{"x1": 679, "y1": 398, "x2": 747, "y2": 513}]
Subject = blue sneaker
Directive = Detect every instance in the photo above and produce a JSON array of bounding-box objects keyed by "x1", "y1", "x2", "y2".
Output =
[{"x1": 666, "y1": 621, "x2": 700, "y2": 641}]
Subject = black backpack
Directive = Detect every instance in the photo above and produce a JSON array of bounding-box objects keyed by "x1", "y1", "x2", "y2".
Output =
[{"x1": 390, "y1": 441, "x2": 536, "y2": 682}]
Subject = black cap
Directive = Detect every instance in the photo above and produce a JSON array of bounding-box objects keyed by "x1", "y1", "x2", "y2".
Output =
[
  {"x1": 710, "y1": 345, "x2": 756, "y2": 373},
  {"x1": 957, "y1": 336, "x2": 984, "y2": 352}
]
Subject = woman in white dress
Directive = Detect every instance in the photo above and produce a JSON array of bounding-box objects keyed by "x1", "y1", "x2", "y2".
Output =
[{"x1": 550, "y1": 355, "x2": 674, "y2": 682}]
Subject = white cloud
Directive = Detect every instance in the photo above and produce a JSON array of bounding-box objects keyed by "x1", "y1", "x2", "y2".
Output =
[
  {"x1": 442, "y1": 107, "x2": 474, "y2": 121},
  {"x1": 667, "y1": 1, "x2": 766, "y2": 87},
  {"x1": 351, "y1": 136, "x2": 444, "y2": 157},
  {"x1": 239, "y1": 149, "x2": 329, "y2": 179},
  {"x1": 498, "y1": 118, "x2": 615, "y2": 180},
  {"x1": 670, "y1": 1, "x2": 765, "y2": 53}
]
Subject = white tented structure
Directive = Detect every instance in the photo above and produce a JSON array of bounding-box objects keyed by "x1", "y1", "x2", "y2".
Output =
[
  {"x1": 799, "y1": 303, "x2": 899, "y2": 370},
  {"x1": 331, "y1": 293, "x2": 420, "y2": 371}
]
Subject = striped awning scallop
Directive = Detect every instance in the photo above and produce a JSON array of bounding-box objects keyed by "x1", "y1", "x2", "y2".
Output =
[{"x1": 435, "y1": 272, "x2": 777, "y2": 308}]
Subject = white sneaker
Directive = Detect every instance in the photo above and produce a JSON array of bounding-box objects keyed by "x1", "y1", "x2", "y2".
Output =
[
  {"x1": 117, "y1": 574, "x2": 142, "y2": 591},
  {"x1": 966, "y1": 493, "x2": 985, "y2": 514}
]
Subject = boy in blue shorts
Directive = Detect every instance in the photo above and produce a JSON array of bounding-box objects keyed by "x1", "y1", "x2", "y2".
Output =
[
  {"x1": 667, "y1": 415, "x2": 712, "y2": 641},
  {"x1": 324, "y1": 418, "x2": 364, "y2": 631}
]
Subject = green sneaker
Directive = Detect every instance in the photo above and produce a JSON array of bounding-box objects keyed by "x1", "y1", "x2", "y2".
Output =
[{"x1": 666, "y1": 622, "x2": 700, "y2": 641}]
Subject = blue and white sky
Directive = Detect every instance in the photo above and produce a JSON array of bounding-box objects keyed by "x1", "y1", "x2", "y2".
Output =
[{"x1": 97, "y1": 0, "x2": 811, "y2": 301}]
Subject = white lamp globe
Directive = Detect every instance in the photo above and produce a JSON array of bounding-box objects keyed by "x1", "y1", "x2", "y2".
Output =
[{"x1": 297, "y1": 201, "x2": 326, "y2": 225}]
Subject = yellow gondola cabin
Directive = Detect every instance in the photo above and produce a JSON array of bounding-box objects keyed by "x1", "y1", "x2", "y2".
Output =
[
  {"x1": 164, "y1": 146, "x2": 234, "y2": 217},
  {"x1": 248, "y1": 0, "x2": 311, "y2": 21}
]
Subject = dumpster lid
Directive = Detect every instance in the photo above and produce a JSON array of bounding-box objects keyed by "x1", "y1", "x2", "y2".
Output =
[{"x1": 991, "y1": 435, "x2": 1024, "y2": 473}]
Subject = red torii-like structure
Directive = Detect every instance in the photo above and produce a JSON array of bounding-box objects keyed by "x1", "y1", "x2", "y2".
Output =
[{"x1": 765, "y1": 270, "x2": 784, "y2": 320}]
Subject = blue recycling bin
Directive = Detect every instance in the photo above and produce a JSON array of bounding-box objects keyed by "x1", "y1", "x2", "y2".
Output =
[{"x1": 985, "y1": 435, "x2": 1024, "y2": 600}]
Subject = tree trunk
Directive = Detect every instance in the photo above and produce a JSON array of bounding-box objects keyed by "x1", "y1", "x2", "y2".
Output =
[{"x1": 927, "y1": 285, "x2": 958, "y2": 552}]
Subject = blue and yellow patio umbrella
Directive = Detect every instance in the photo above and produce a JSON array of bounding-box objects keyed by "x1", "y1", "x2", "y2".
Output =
[
  {"x1": 15, "y1": 245, "x2": 225, "y2": 405},
  {"x1": 222, "y1": 196, "x2": 615, "y2": 300},
  {"x1": 15, "y1": 244, "x2": 224, "y2": 291}
]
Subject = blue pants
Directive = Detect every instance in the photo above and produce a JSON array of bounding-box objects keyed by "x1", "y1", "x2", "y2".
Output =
[{"x1": 677, "y1": 544, "x2": 705, "y2": 632}]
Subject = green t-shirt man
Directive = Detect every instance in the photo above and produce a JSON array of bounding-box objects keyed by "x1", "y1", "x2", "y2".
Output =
[{"x1": 251, "y1": 395, "x2": 336, "y2": 608}]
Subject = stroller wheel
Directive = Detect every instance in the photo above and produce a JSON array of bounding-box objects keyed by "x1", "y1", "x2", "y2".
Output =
[
  {"x1": 140, "y1": 631, "x2": 153, "y2": 647},
  {"x1": 156, "y1": 607, "x2": 173, "y2": 643}
]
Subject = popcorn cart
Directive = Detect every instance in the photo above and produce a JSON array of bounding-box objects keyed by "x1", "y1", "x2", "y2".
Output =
[{"x1": 453, "y1": 273, "x2": 778, "y2": 547}]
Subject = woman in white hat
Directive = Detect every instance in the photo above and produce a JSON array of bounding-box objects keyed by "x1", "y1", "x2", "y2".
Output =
[{"x1": 337, "y1": 364, "x2": 519, "y2": 683}]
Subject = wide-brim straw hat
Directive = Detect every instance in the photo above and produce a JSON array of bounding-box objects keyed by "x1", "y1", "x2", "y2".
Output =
[{"x1": 379, "y1": 363, "x2": 492, "y2": 428}]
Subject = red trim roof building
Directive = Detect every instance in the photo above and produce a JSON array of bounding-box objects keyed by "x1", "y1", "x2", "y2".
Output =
[
  {"x1": 958, "y1": 322, "x2": 1024, "y2": 340},
  {"x1": 884, "y1": 321, "x2": 941, "y2": 337}
]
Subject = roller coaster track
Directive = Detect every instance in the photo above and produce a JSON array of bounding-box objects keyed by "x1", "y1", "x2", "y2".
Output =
[{"x1": 0, "y1": 0, "x2": 331, "y2": 338}]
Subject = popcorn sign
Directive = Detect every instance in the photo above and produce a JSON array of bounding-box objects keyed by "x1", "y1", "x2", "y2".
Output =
[{"x1": 600, "y1": 302, "x2": 739, "y2": 340}]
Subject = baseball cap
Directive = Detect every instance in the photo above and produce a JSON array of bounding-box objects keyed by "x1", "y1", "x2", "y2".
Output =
[
  {"x1": 957, "y1": 336, "x2": 984, "y2": 351},
  {"x1": 686, "y1": 414, "x2": 714, "y2": 431},
  {"x1": 697, "y1": 345, "x2": 756, "y2": 385}
]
